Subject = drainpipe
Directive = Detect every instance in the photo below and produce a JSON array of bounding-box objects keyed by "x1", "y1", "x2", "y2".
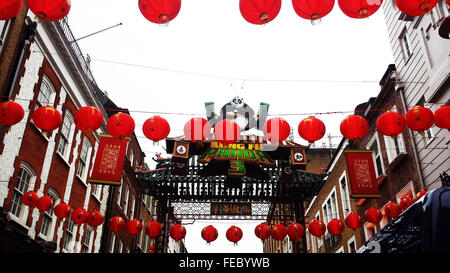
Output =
[{"x1": 395, "y1": 76, "x2": 426, "y2": 190}]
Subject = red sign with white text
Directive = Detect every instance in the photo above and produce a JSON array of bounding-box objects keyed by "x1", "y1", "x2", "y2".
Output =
[
  {"x1": 88, "y1": 135, "x2": 129, "y2": 186},
  {"x1": 344, "y1": 150, "x2": 381, "y2": 198}
]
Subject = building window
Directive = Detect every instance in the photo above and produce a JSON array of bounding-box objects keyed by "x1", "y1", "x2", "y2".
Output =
[
  {"x1": 63, "y1": 219, "x2": 75, "y2": 251},
  {"x1": 109, "y1": 233, "x2": 116, "y2": 253},
  {"x1": 57, "y1": 111, "x2": 74, "y2": 158},
  {"x1": 400, "y1": 28, "x2": 413, "y2": 61},
  {"x1": 10, "y1": 164, "x2": 35, "y2": 218},
  {"x1": 129, "y1": 149, "x2": 134, "y2": 168},
  {"x1": 315, "y1": 212, "x2": 323, "y2": 248},
  {"x1": 368, "y1": 134, "x2": 385, "y2": 178},
  {"x1": 118, "y1": 239, "x2": 123, "y2": 253},
  {"x1": 339, "y1": 172, "x2": 351, "y2": 217},
  {"x1": 347, "y1": 236, "x2": 357, "y2": 253},
  {"x1": 37, "y1": 77, "x2": 55, "y2": 107},
  {"x1": 117, "y1": 177, "x2": 123, "y2": 207},
  {"x1": 92, "y1": 184, "x2": 102, "y2": 200},
  {"x1": 423, "y1": 126, "x2": 434, "y2": 146},
  {"x1": 82, "y1": 228, "x2": 93, "y2": 253},
  {"x1": 124, "y1": 184, "x2": 129, "y2": 216},
  {"x1": 0, "y1": 20, "x2": 8, "y2": 48},
  {"x1": 40, "y1": 189, "x2": 59, "y2": 237},
  {"x1": 322, "y1": 188, "x2": 339, "y2": 225},
  {"x1": 130, "y1": 195, "x2": 135, "y2": 218},
  {"x1": 77, "y1": 138, "x2": 92, "y2": 181}
]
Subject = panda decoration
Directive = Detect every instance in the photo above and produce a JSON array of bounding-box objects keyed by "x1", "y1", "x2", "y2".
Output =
[{"x1": 205, "y1": 96, "x2": 269, "y2": 132}]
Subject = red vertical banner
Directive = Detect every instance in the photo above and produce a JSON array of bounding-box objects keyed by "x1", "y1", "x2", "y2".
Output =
[
  {"x1": 344, "y1": 150, "x2": 381, "y2": 198},
  {"x1": 88, "y1": 135, "x2": 129, "y2": 186}
]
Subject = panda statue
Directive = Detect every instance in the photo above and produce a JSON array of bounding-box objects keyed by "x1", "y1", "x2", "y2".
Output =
[{"x1": 205, "y1": 96, "x2": 269, "y2": 132}]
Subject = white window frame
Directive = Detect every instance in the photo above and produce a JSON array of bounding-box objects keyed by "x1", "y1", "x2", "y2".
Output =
[
  {"x1": 57, "y1": 111, "x2": 75, "y2": 161},
  {"x1": 118, "y1": 239, "x2": 123, "y2": 253},
  {"x1": 36, "y1": 76, "x2": 57, "y2": 108},
  {"x1": 39, "y1": 189, "x2": 59, "y2": 240},
  {"x1": 9, "y1": 163, "x2": 37, "y2": 226},
  {"x1": 63, "y1": 219, "x2": 75, "y2": 251},
  {"x1": 76, "y1": 137, "x2": 93, "y2": 183},
  {"x1": 383, "y1": 107, "x2": 406, "y2": 165},
  {"x1": 109, "y1": 233, "x2": 116, "y2": 253},
  {"x1": 335, "y1": 246, "x2": 345, "y2": 253},
  {"x1": 117, "y1": 177, "x2": 123, "y2": 208},
  {"x1": 364, "y1": 222, "x2": 378, "y2": 242},
  {"x1": 130, "y1": 195, "x2": 135, "y2": 219},
  {"x1": 92, "y1": 184, "x2": 102, "y2": 201},
  {"x1": 367, "y1": 133, "x2": 385, "y2": 178},
  {"x1": 347, "y1": 235, "x2": 357, "y2": 253},
  {"x1": 322, "y1": 187, "x2": 339, "y2": 225},
  {"x1": 124, "y1": 184, "x2": 129, "y2": 217},
  {"x1": 0, "y1": 20, "x2": 10, "y2": 53},
  {"x1": 82, "y1": 227, "x2": 94, "y2": 253},
  {"x1": 315, "y1": 211, "x2": 323, "y2": 249},
  {"x1": 339, "y1": 171, "x2": 352, "y2": 218},
  {"x1": 399, "y1": 28, "x2": 413, "y2": 62},
  {"x1": 129, "y1": 148, "x2": 135, "y2": 168}
]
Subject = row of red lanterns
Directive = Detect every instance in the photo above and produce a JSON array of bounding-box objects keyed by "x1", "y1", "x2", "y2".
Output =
[
  {"x1": 1, "y1": 0, "x2": 444, "y2": 24},
  {"x1": 1, "y1": 101, "x2": 449, "y2": 144}
]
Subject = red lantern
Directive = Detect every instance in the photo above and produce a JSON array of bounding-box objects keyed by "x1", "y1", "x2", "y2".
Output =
[
  {"x1": 108, "y1": 216, "x2": 126, "y2": 233},
  {"x1": 239, "y1": 0, "x2": 282, "y2": 25},
  {"x1": 74, "y1": 106, "x2": 104, "y2": 134},
  {"x1": 416, "y1": 190, "x2": 428, "y2": 199},
  {"x1": 298, "y1": 116, "x2": 326, "y2": 143},
  {"x1": 399, "y1": 196, "x2": 414, "y2": 211},
  {"x1": 292, "y1": 0, "x2": 335, "y2": 24},
  {"x1": 126, "y1": 219, "x2": 143, "y2": 235},
  {"x1": 26, "y1": 0, "x2": 71, "y2": 21},
  {"x1": 71, "y1": 208, "x2": 88, "y2": 225},
  {"x1": 87, "y1": 211, "x2": 104, "y2": 228},
  {"x1": 54, "y1": 203, "x2": 72, "y2": 219},
  {"x1": 340, "y1": 114, "x2": 369, "y2": 141},
  {"x1": 338, "y1": 0, "x2": 383, "y2": 19},
  {"x1": 226, "y1": 226, "x2": 243, "y2": 245},
  {"x1": 150, "y1": 245, "x2": 155, "y2": 253},
  {"x1": 142, "y1": 116, "x2": 170, "y2": 143},
  {"x1": 287, "y1": 223, "x2": 304, "y2": 241},
  {"x1": 214, "y1": 119, "x2": 241, "y2": 144},
  {"x1": 395, "y1": 0, "x2": 439, "y2": 17},
  {"x1": 201, "y1": 225, "x2": 218, "y2": 244},
  {"x1": 22, "y1": 191, "x2": 39, "y2": 207},
  {"x1": 376, "y1": 111, "x2": 406, "y2": 138},
  {"x1": 263, "y1": 118, "x2": 291, "y2": 143},
  {"x1": 0, "y1": 101, "x2": 25, "y2": 128},
  {"x1": 327, "y1": 219, "x2": 345, "y2": 235},
  {"x1": 405, "y1": 106, "x2": 434, "y2": 135},
  {"x1": 184, "y1": 117, "x2": 211, "y2": 142},
  {"x1": 271, "y1": 224, "x2": 288, "y2": 241},
  {"x1": 255, "y1": 223, "x2": 271, "y2": 240},
  {"x1": 309, "y1": 220, "x2": 326, "y2": 237},
  {"x1": 434, "y1": 105, "x2": 450, "y2": 132},
  {"x1": 107, "y1": 112, "x2": 135, "y2": 138},
  {"x1": 170, "y1": 224, "x2": 186, "y2": 241},
  {"x1": 0, "y1": 0, "x2": 22, "y2": 20},
  {"x1": 365, "y1": 208, "x2": 382, "y2": 224},
  {"x1": 32, "y1": 106, "x2": 62, "y2": 135},
  {"x1": 145, "y1": 221, "x2": 162, "y2": 238},
  {"x1": 344, "y1": 212, "x2": 362, "y2": 229},
  {"x1": 138, "y1": 0, "x2": 182, "y2": 24},
  {"x1": 36, "y1": 196, "x2": 53, "y2": 212},
  {"x1": 385, "y1": 202, "x2": 401, "y2": 218}
]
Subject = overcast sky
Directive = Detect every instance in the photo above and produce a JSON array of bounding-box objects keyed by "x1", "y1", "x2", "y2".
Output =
[{"x1": 66, "y1": 0, "x2": 394, "y2": 253}]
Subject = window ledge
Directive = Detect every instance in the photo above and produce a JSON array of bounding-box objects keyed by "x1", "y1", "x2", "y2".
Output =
[
  {"x1": 75, "y1": 175, "x2": 88, "y2": 187},
  {"x1": 56, "y1": 151, "x2": 71, "y2": 168},
  {"x1": 30, "y1": 122, "x2": 51, "y2": 142},
  {"x1": 387, "y1": 152, "x2": 408, "y2": 171},
  {"x1": 92, "y1": 193, "x2": 101, "y2": 204}
]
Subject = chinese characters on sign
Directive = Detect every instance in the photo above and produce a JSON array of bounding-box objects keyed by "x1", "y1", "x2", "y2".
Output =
[{"x1": 344, "y1": 150, "x2": 381, "y2": 198}]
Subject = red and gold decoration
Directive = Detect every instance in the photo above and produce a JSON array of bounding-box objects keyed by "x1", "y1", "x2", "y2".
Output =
[
  {"x1": 143, "y1": 115, "x2": 171, "y2": 143},
  {"x1": 297, "y1": 116, "x2": 326, "y2": 144},
  {"x1": 405, "y1": 106, "x2": 434, "y2": 135},
  {"x1": 384, "y1": 202, "x2": 401, "y2": 218},
  {"x1": 145, "y1": 221, "x2": 162, "y2": 238},
  {"x1": 170, "y1": 224, "x2": 186, "y2": 241},
  {"x1": 263, "y1": 117, "x2": 291, "y2": 143},
  {"x1": 239, "y1": 0, "x2": 282, "y2": 25},
  {"x1": 88, "y1": 135, "x2": 129, "y2": 186},
  {"x1": 35, "y1": 196, "x2": 53, "y2": 212},
  {"x1": 399, "y1": 196, "x2": 414, "y2": 211},
  {"x1": 327, "y1": 219, "x2": 345, "y2": 235},
  {"x1": 340, "y1": 115, "x2": 369, "y2": 141},
  {"x1": 32, "y1": 106, "x2": 62, "y2": 136},
  {"x1": 338, "y1": 0, "x2": 383, "y2": 19},
  {"x1": 126, "y1": 219, "x2": 143, "y2": 236},
  {"x1": 433, "y1": 105, "x2": 450, "y2": 131},
  {"x1": 287, "y1": 223, "x2": 304, "y2": 241},
  {"x1": 87, "y1": 211, "x2": 104, "y2": 228},
  {"x1": 0, "y1": 0, "x2": 22, "y2": 20},
  {"x1": 254, "y1": 223, "x2": 271, "y2": 240},
  {"x1": 74, "y1": 106, "x2": 104, "y2": 135},
  {"x1": 344, "y1": 150, "x2": 380, "y2": 198},
  {"x1": 395, "y1": 0, "x2": 438, "y2": 17},
  {"x1": 184, "y1": 117, "x2": 211, "y2": 142},
  {"x1": 416, "y1": 190, "x2": 428, "y2": 199},
  {"x1": 226, "y1": 225, "x2": 243, "y2": 245},
  {"x1": 107, "y1": 112, "x2": 135, "y2": 139},
  {"x1": 376, "y1": 111, "x2": 406, "y2": 138},
  {"x1": 270, "y1": 224, "x2": 288, "y2": 241},
  {"x1": 344, "y1": 212, "x2": 362, "y2": 229},
  {"x1": 308, "y1": 220, "x2": 326, "y2": 237},
  {"x1": 108, "y1": 216, "x2": 126, "y2": 233},
  {"x1": 138, "y1": 0, "x2": 182, "y2": 24},
  {"x1": 0, "y1": 100, "x2": 25, "y2": 129},
  {"x1": 26, "y1": 0, "x2": 71, "y2": 21},
  {"x1": 213, "y1": 119, "x2": 241, "y2": 144},
  {"x1": 71, "y1": 208, "x2": 89, "y2": 225},
  {"x1": 292, "y1": 0, "x2": 335, "y2": 24},
  {"x1": 21, "y1": 191, "x2": 39, "y2": 207},
  {"x1": 365, "y1": 208, "x2": 382, "y2": 224},
  {"x1": 201, "y1": 225, "x2": 219, "y2": 244},
  {"x1": 54, "y1": 203, "x2": 72, "y2": 219}
]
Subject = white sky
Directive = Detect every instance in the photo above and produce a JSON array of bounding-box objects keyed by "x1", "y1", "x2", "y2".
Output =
[{"x1": 66, "y1": 0, "x2": 394, "y2": 253}]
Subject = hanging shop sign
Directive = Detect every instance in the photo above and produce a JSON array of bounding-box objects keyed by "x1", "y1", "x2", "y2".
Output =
[
  {"x1": 344, "y1": 150, "x2": 381, "y2": 198},
  {"x1": 88, "y1": 134, "x2": 130, "y2": 186},
  {"x1": 211, "y1": 203, "x2": 252, "y2": 216}
]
